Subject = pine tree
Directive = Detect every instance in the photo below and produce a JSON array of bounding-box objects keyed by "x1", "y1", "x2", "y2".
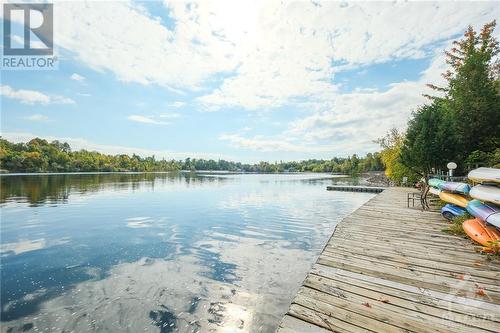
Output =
[
  {"x1": 400, "y1": 102, "x2": 459, "y2": 179},
  {"x1": 427, "y1": 21, "x2": 500, "y2": 160}
]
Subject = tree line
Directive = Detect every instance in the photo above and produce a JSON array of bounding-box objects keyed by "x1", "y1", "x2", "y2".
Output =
[
  {"x1": 379, "y1": 21, "x2": 500, "y2": 185},
  {"x1": 0, "y1": 137, "x2": 383, "y2": 174}
]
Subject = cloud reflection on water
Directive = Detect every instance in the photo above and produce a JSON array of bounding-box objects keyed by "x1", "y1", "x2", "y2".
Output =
[{"x1": 1, "y1": 173, "x2": 373, "y2": 333}]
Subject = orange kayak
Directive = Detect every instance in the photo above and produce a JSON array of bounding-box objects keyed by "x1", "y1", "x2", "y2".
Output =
[
  {"x1": 463, "y1": 218, "x2": 500, "y2": 248},
  {"x1": 439, "y1": 191, "x2": 469, "y2": 208}
]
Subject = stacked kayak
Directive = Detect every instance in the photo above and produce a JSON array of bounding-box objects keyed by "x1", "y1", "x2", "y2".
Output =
[
  {"x1": 462, "y1": 218, "x2": 500, "y2": 250},
  {"x1": 428, "y1": 178, "x2": 470, "y2": 210},
  {"x1": 467, "y1": 167, "x2": 500, "y2": 184},
  {"x1": 441, "y1": 204, "x2": 466, "y2": 220},
  {"x1": 470, "y1": 184, "x2": 500, "y2": 205},
  {"x1": 439, "y1": 191, "x2": 469, "y2": 208},
  {"x1": 429, "y1": 186, "x2": 441, "y2": 196},
  {"x1": 466, "y1": 200, "x2": 500, "y2": 228},
  {"x1": 428, "y1": 178, "x2": 471, "y2": 194},
  {"x1": 462, "y1": 167, "x2": 500, "y2": 249}
]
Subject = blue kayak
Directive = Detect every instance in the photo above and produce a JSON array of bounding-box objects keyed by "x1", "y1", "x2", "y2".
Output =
[{"x1": 441, "y1": 204, "x2": 466, "y2": 220}]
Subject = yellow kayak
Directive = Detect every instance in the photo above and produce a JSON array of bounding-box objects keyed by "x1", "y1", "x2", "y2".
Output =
[{"x1": 439, "y1": 191, "x2": 469, "y2": 208}]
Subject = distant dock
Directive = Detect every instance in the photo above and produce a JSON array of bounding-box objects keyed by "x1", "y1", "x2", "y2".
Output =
[
  {"x1": 326, "y1": 185, "x2": 385, "y2": 193},
  {"x1": 277, "y1": 187, "x2": 500, "y2": 333}
]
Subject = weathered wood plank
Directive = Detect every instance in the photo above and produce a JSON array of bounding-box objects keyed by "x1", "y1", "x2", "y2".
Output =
[
  {"x1": 321, "y1": 249, "x2": 500, "y2": 285},
  {"x1": 328, "y1": 238, "x2": 499, "y2": 268},
  {"x1": 311, "y1": 265, "x2": 500, "y2": 315},
  {"x1": 277, "y1": 187, "x2": 500, "y2": 333},
  {"x1": 324, "y1": 246, "x2": 500, "y2": 280},
  {"x1": 303, "y1": 274, "x2": 499, "y2": 331}
]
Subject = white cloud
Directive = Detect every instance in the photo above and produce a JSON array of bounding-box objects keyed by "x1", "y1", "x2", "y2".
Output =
[
  {"x1": 276, "y1": 41, "x2": 455, "y2": 153},
  {"x1": 32, "y1": 1, "x2": 497, "y2": 110},
  {"x1": 24, "y1": 114, "x2": 49, "y2": 122},
  {"x1": 159, "y1": 112, "x2": 181, "y2": 119},
  {"x1": 196, "y1": 1, "x2": 498, "y2": 110},
  {"x1": 216, "y1": 34, "x2": 464, "y2": 156},
  {"x1": 218, "y1": 71, "x2": 441, "y2": 155},
  {"x1": 219, "y1": 133, "x2": 331, "y2": 153},
  {"x1": 219, "y1": 130, "x2": 378, "y2": 156},
  {"x1": 52, "y1": 1, "x2": 240, "y2": 90},
  {"x1": 70, "y1": 73, "x2": 85, "y2": 82},
  {"x1": 127, "y1": 115, "x2": 170, "y2": 125},
  {"x1": 168, "y1": 101, "x2": 185, "y2": 108},
  {"x1": 1, "y1": 85, "x2": 75, "y2": 105},
  {"x1": 0, "y1": 131, "x2": 234, "y2": 161}
]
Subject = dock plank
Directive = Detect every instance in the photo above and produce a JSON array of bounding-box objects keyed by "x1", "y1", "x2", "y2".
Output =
[{"x1": 277, "y1": 187, "x2": 500, "y2": 333}]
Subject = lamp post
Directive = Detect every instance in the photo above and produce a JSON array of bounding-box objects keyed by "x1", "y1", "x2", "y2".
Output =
[{"x1": 447, "y1": 162, "x2": 457, "y2": 180}]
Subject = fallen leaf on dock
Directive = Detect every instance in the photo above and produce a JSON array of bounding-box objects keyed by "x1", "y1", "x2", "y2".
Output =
[{"x1": 476, "y1": 288, "x2": 486, "y2": 297}]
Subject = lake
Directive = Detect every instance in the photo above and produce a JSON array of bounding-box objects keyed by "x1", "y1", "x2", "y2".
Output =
[{"x1": 0, "y1": 173, "x2": 374, "y2": 333}]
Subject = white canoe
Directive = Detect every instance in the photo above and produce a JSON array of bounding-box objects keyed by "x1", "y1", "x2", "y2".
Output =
[
  {"x1": 468, "y1": 167, "x2": 500, "y2": 184},
  {"x1": 470, "y1": 184, "x2": 500, "y2": 205}
]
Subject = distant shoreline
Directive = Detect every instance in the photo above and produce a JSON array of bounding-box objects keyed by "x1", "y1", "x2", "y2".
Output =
[{"x1": 0, "y1": 170, "x2": 350, "y2": 176}]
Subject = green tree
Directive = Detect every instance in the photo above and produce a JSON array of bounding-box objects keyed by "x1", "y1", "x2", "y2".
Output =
[
  {"x1": 427, "y1": 21, "x2": 500, "y2": 161},
  {"x1": 400, "y1": 102, "x2": 459, "y2": 179},
  {"x1": 0, "y1": 137, "x2": 384, "y2": 174}
]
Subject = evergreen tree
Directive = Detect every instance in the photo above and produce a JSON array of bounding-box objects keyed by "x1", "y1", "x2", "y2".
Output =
[
  {"x1": 400, "y1": 102, "x2": 459, "y2": 179},
  {"x1": 427, "y1": 21, "x2": 500, "y2": 161}
]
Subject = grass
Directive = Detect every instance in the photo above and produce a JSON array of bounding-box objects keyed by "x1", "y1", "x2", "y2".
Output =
[
  {"x1": 484, "y1": 240, "x2": 500, "y2": 256},
  {"x1": 441, "y1": 215, "x2": 500, "y2": 258},
  {"x1": 441, "y1": 214, "x2": 471, "y2": 236}
]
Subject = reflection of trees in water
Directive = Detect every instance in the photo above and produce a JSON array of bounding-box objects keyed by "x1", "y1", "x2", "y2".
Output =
[
  {"x1": 0, "y1": 173, "x2": 353, "y2": 333},
  {"x1": 150, "y1": 306, "x2": 177, "y2": 333},
  {"x1": 0, "y1": 173, "x2": 228, "y2": 206}
]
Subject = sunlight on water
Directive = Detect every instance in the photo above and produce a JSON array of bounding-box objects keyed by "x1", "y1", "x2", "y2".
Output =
[{"x1": 0, "y1": 173, "x2": 373, "y2": 333}]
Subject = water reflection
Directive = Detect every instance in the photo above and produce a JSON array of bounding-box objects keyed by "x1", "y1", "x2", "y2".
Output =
[
  {"x1": 0, "y1": 173, "x2": 228, "y2": 206},
  {"x1": 0, "y1": 173, "x2": 373, "y2": 332}
]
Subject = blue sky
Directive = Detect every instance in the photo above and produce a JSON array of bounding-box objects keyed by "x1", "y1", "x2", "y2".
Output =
[{"x1": 1, "y1": 1, "x2": 499, "y2": 163}]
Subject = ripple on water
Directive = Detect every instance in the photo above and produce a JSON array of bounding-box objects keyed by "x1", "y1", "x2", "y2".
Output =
[{"x1": 0, "y1": 173, "x2": 373, "y2": 333}]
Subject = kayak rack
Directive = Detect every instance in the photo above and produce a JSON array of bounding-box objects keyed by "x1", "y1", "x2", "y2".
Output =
[{"x1": 326, "y1": 185, "x2": 385, "y2": 193}]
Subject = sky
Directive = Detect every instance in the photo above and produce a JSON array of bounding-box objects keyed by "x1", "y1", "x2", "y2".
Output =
[{"x1": 1, "y1": 0, "x2": 499, "y2": 163}]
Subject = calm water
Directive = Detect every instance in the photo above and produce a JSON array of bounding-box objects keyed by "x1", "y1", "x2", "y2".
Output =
[{"x1": 0, "y1": 173, "x2": 373, "y2": 333}]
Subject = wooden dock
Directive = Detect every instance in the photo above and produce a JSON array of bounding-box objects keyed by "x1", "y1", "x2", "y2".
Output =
[
  {"x1": 326, "y1": 186, "x2": 385, "y2": 193},
  {"x1": 277, "y1": 187, "x2": 500, "y2": 333}
]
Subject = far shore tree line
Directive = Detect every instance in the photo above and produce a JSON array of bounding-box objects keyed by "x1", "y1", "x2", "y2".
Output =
[
  {"x1": 0, "y1": 137, "x2": 383, "y2": 175},
  {"x1": 378, "y1": 21, "x2": 500, "y2": 185}
]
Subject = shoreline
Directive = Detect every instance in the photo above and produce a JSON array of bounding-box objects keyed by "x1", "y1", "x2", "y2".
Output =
[{"x1": 0, "y1": 171, "x2": 353, "y2": 177}]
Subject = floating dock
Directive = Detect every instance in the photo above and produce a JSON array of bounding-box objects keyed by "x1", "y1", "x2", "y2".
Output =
[
  {"x1": 277, "y1": 187, "x2": 500, "y2": 333},
  {"x1": 326, "y1": 185, "x2": 385, "y2": 193}
]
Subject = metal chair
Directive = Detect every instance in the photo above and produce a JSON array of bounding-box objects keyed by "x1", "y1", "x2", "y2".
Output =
[{"x1": 407, "y1": 185, "x2": 430, "y2": 210}]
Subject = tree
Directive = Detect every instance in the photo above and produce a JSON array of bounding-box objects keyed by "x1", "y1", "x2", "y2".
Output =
[
  {"x1": 376, "y1": 128, "x2": 418, "y2": 185},
  {"x1": 400, "y1": 102, "x2": 459, "y2": 179},
  {"x1": 427, "y1": 21, "x2": 500, "y2": 161},
  {"x1": 0, "y1": 137, "x2": 384, "y2": 174}
]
